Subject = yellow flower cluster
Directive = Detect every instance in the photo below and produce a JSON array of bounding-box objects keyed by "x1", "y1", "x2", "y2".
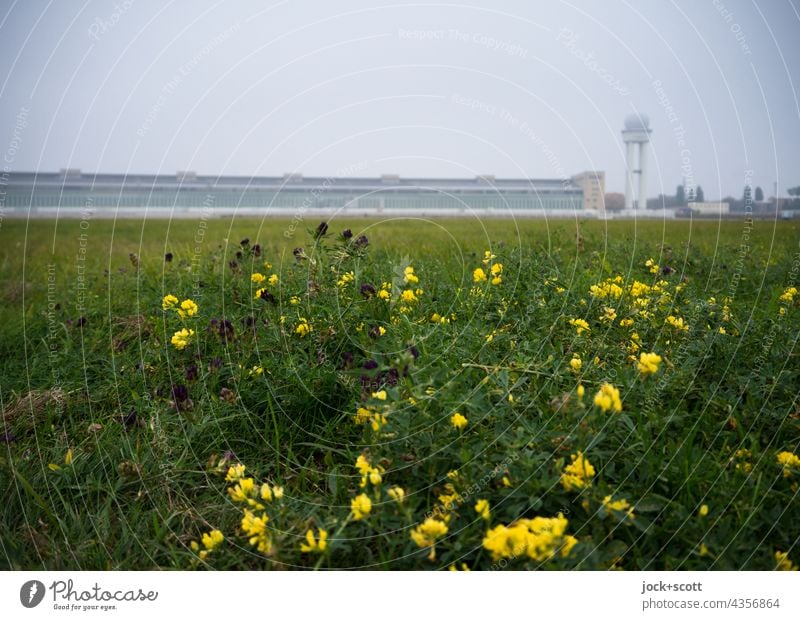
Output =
[
  {"x1": 190, "y1": 529, "x2": 224, "y2": 561},
  {"x1": 221, "y1": 464, "x2": 283, "y2": 556},
  {"x1": 170, "y1": 327, "x2": 194, "y2": 350},
  {"x1": 589, "y1": 277, "x2": 623, "y2": 299},
  {"x1": 450, "y1": 412, "x2": 468, "y2": 430},
  {"x1": 666, "y1": 315, "x2": 689, "y2": 331},
  {"x1": 569, "y1": 354, "x2": 582, "y2": 372},
  {"x1": 482, "y1": 514, "x2": 577, "y2": 562},
  {"x1": 410, "y1": 517, "x2": 449, "y2": 559},
  {"x1": 775, "y1": 550, "x2": 797, "y2": 571},
  {"x1": 474, "y1": 499, "x2": 491, "y2": 520},
  {"x1": 594, "y1": 383, "x2": 622, "y2": 413},
  {"x1": 602, "y1": 495, "x2": 635, "y2": 519},
  {"x1": 778, "y1": 286, "x2": 797, "y2": 303},
  {"x1": 337, "y1": 271, "x2": 355, "y2": 287},
  {"x1": 404, "y1": 265, "x2": 419, "y2": 284},
  {"x1": 637, "y1": 352, "x2": 662, "y2": 376},
  {"x1": 561, "y1": 451, "x2": 595, "y2": 491},
  {"x1": 350, "y1": 493, "x2": 372, "y2": 520},
  {"x1": 645, "y1": 258, "x2": 660, "y2": 274},
  {"x1": 295, "y1": 318, "x2": 312, "y2": 337},
  {"x1": 300, "y1": 528, "x2": 328, "y2": 554},
  {"x1": 777, "y1": 451, "x2": 800, "y2": 477},
  {"x1": 569, "y1": 317, "x2": 590, "y2": 335},
  {"x1": 162, "y1": 295, "x2": 198, "y2": 319},
  {"x1": 355, "y1": 454, "x2": 384, "y2": 487}
]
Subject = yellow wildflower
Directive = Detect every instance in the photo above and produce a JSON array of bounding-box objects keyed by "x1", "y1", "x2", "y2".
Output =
[
  {"x1": 268, "y1": 274, "x2": 279, "y2": 286},
  {"x1": 300, "y1": 528, "x2": 328, "y2": 553},
  {"x1": 561, "y1": 451, "x2": 595, "y2": 491},
  {"x1": 666, "y1": 315, "x2": 689, "y2": 331},
  {"x1": 602, "y1": 495, "x2": 635, "y2": 519},
  {"x1": 775, "y1": 550, "x2": 797, "y2": 571},
  {"x1": 387, "y1": 486, "x2": 405, "y2": 503},
  {"x1": 473, "y1": 267, "x2": 487, "y2": 283},
  {"x1": 225, "y1": 464, "x2": 246, "y2": 482},
  {"x1": 450, "y1": 412, "x2": 468, "y2": 430},
  {"x1": 698, "y1": 504, "x2": 709, "y2": 517},
  {"x1": 161, "y1": 294, "x2": 179, "y2": 310},
  {"x1": 171, "y1": 327, "x2": 194, "y2": 350},
  {"x1": 350, "y1": 493, "x2": 372, "y2": 520},
  {"x1": 372, "y1": 390, "x2": 387, "y2": 401},
  {"x1": 637, "y1": 352, "x2": 662, "y2": 376},
  {"x1": 177, "y1": 298, "x2": 198, "y2": 318},
  {"x1": 251, "y1": 272, "x2": 266, "y2": 284},
  {"x1": 777, "y1": 451, "x2": 800, "y2": 477},
  {"x1": 295, "y1": 319, "x2": 312, "y2": 337},
  {"x1": 475, "y1": 499, "x2": 491, "y2": 520},
  {"x1": 569, "y1": 355, "x2": 582, "y2": 372},
  {"x1": 594, "y1": 383, "x2": 622, "y2": 413},
  {"x1": 410, "y1": 518, "x2": 448, "y2": 552},
  {"x1": 569, "y1": 318, "x2": 590, "y2": 335}
]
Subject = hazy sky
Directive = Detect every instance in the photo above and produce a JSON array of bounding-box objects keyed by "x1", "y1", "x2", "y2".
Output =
[{"x1": 1, "y1": 0, "x2": 799, "y2": 199}]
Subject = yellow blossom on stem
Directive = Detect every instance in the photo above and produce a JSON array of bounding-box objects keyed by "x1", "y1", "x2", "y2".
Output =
[
  {"x1": 410, "y1": 518, "x2": 449, "y2": 554},
  {"x1": 251, "y1": 272, "x2": 266, "y2": 284},
  {"x1": 561, "y1": 451, "x2": 595, "y2": 491},
  {"x1": 161, "y1": 294, "x2": 178, "y2": 310},
  {"x1": 473, "y1": 267, "x2": 487, "y2": 283},
  {"x1": 775, "y1": 550, "x2": 797, "y2": 571},
  {"x1": 450, "y1": 412, "x2": 468, "y2": 430},
  {"x1": 777, "y1": 451, "x2": 800, "y2": 477},
  {"x1": 225, "y1": 464, "x2": 246, "y2": 482},
  {"x1": 387, "y1": 486, "x2": 405, "y2": 503},
  {"x1": 569, "y1": 318, "x2": 590, "y2": 335},
  {"x1": 475, "y1": 499, "x2": 491, "y2": 520},
  {"x1": 300, "y1": 528, "x2": 328, "y2": 553},
  {"x1": 177, "y1": 298, "x2": 198, "y2": 318},
  {"x1": 569, "y1": 355, "x2": 582, "y2": 372},
  {"x1": 637, "y1": 352, "x2": 662, "y2": 376},
  {"x1": 594, "y1": 383, "x2": 622, "y2": 413},
  {"x1": 171, "y1": 328, "x2": 194, "y2": 350},
  {"x1": 295, "y1": 319, "x2": 312, "y2": 337},
  {"x1": 350, "y1": 493, "x2": 372, "y2": 520}
]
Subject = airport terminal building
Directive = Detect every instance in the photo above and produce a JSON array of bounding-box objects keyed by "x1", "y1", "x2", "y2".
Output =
[{"x1": 2, "y1": 169, "x2": 595, "y2": 217}]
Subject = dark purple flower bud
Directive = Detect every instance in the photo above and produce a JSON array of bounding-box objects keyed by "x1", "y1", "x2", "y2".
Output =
[
  {"x1": 340, "y1": 351, "x2": 354, "y2": 369},
  {"x1": 164, "y1": 252, "x2": 173, "y2": 262},
  {"x1": 293, "y1": 247, "x2": 306, "y2": 261},
  {"x1": 1, "y1": 430, "x2": 16, "y2": 444},
  {"x1": 369, "y1": 325, "x2": 383, "y2": 339},
  {"x1": 121, "y1": 408, "x2": 138, "y2": 428},
  {"x1": 661, "y1": 265, "x2": 674, "y2": 275},
  {"x1": 363, "y1": 359, "x2": 379, "y2": 370},
  {"x1": 252, "y1": 244, "x2": 261, "y2": 257},
  {"x1": 185, "y1": 364, "x2": 198, "y2": 381},
  {"x1": 209, "y1": 357, "x2": 222, "y2": 371},
  {"x1": 240, "y1": 238, "x2": 250, "y2": 247},
  {"x1": 77, "y1": 316, "x2": 87, "y2": 327},
  {"x1": 235, "y1": 250, "x2": 243, "y2": 260},
  {"x1": 259, "y1": 289, "x2": 276, "y2": 304},
  {"x1": 342, "y1": 229, "x2": 353, "y2": 239},
  {"x1": 407, "y1": 345, "x2": 420, "y2": 360},
  {"x1": 229, "y1": 260, "x2": 239, "y2": 271},
  {"x1": 355, "y1": 235, "x2": 369, "y2": 248},
  {"x1": 360, "y1": 283, "x2": 376, "y2": 298},
  {"x1": 314, "y1": 221, "x2": 329, "y2": 239},
  {"x1": 171, "y1": 384, "x2": 189, "y2": 402}
]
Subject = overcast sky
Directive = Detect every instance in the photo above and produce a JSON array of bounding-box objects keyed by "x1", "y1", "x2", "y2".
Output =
[{"x1": 1, "y1": 0, "x2": 798, "y2": 199}]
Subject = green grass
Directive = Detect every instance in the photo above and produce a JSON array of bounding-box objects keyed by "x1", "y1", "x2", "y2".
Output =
[{"x1": 1, "y1": 216, "x2": 798, "y2": 570}]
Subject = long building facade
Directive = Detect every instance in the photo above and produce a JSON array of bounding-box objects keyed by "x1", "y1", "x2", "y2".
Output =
[{"x1": 2, "y1": 169, "x2": 588, "y2": 215}]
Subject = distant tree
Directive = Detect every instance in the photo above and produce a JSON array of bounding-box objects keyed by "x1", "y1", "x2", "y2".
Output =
[
  {"x1": 788, "y1": 186, "x2": 800, "y2": 197},
  {"x1": 676, "y1": 184, "x2": 686, "y2": 206},
  {"x1": 754, "y1": 186, "x2": 764, "y2": 202},
  {"x1": 695, "y1": 186, "x2": 704, "y2": 202},
  {"x1": 686, "y1": 187, "x2": 695, "y2": 202},
  {"x1": 743, "y1": 185, "x2": 753, "y2": 206}
]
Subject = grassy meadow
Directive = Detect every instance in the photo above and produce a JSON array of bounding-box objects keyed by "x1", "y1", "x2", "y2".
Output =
[{"x1": 1, "y1": 215, "x2": 799, "y2": 570}]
